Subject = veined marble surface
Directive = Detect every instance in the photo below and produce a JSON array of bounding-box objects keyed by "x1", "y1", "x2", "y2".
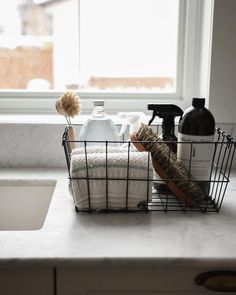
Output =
[{"x1": 0, "y1": 168, "x2": 236, "y2": 269}]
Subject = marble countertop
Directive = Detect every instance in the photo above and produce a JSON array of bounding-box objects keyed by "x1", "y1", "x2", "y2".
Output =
[{"x1": 1, "y1": 168, "x2": 236, "y2": 269}]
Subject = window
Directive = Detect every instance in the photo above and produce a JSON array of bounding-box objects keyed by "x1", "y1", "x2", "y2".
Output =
[
  {"x1": 79, "y1": 0, "x2": 179, "y2": 93},
  {"x1": 0, "y1": 0, "x2": 207, "y2": 114}
]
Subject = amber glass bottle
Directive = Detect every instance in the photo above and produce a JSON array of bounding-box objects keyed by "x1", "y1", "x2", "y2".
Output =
[{"x1": 177, "y1": 98, "x2": 215, "y2": 196}]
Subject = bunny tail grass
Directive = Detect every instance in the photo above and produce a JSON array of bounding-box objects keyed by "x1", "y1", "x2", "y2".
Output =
[{"x1": 57, "y1": 91, "x2": 81, "y2": 118}]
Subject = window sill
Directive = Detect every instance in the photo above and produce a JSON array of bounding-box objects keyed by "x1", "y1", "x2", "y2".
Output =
[
  {"x1": 0, "y1": 113, "x2": 152, "y2": 125},
  {"x1": 0, "y1": 114, "x2": 91, "y2": 125},
  {"x1": 0, "y1": 114, "x2": 67, "y2": 124},
  {"x1": 0, "y1": 92, "x2": 186, "y2": 115}
]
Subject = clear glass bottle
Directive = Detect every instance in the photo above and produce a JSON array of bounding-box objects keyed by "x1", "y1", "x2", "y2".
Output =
[{"x1": 79, "y1": 100, "x2": 119, "y2": 145}]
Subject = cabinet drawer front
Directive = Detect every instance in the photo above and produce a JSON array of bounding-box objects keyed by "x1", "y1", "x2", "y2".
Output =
[
  {"x1": 87, "y1": 292, "x2": 226, "y2": 295},
  {"x1": 57, "y1": 267, "x2": 235, "y2": 294},
  {"x1": 0, "y1": 267, "x2": 54, "y2": 295}
]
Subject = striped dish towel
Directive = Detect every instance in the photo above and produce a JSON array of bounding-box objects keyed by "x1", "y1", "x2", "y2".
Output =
[{"x1": 70, "y1": 148, "x2": 153, "y2": 210}]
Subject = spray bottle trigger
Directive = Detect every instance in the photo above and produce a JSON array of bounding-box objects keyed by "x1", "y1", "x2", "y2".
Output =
[{"x1": 148, "y1": 112, "x2": 157, "y2": 126}]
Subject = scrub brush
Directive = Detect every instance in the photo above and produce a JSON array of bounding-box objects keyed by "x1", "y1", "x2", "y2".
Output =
[
  {"x1": 131, "y1": 123, "x2": 204, "y2": 207},
  {"x1": 55, "y1": 91, "x2": 81, "y2": 150}
]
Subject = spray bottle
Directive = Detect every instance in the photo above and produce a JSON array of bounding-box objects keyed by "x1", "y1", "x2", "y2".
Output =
[
  {"x1": 118, "y1": 112, "x2": 146, "y2": 138},
  {"x1": 148, "y1": 104, "x2": 183, "y2": 193},
  {"x1": 148, "y1": 104, "x2": 183, "y2": 153}
]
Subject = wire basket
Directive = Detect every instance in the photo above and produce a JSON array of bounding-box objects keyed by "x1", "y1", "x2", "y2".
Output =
[{"x1": 62, "y1": 124, "x2": 236, "y2": 213}]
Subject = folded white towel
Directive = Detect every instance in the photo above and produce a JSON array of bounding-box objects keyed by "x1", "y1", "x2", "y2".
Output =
[
  {"x1": 72, "y1": 144, "x2": 137, "y2": 155},
  {"x1": 70, "y1": 149, "x2": 153, "y2": 210}
]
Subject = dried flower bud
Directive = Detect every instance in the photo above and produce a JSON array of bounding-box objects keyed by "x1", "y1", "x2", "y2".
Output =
[{"x1": 57, "y1": 91, "x2": 81, "y2": 117}]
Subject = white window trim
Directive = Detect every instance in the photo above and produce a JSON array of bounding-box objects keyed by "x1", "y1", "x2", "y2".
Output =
[{"x1": 0, "y1": 0, "x2": 211, "y2": 115}]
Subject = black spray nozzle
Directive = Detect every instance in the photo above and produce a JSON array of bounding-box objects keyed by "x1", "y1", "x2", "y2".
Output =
[
  {"x1": 148, "y1": 104, "x2": 183, "y2": 143},
  {"x1": 148, "y1": 104, "x2": 183, "y2": 125}
]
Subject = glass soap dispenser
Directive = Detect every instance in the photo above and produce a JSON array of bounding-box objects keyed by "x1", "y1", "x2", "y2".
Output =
[{"x1": 79, "y1": 100, "x2": 119, "y2": 145}]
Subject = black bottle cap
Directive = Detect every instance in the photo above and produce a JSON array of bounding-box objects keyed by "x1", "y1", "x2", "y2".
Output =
[{"x1": 192, "y1": 98, "x2": 205, "y2": 108}]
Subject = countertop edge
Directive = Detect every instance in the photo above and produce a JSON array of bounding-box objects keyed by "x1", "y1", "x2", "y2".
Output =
[{"x1": 1, "y1": 257, "x2": 236, "y2": 269}]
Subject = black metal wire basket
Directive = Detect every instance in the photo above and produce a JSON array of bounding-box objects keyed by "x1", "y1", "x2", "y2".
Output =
[{"x1": 62, "y1": 124, "x2": 236, "y2": 213}]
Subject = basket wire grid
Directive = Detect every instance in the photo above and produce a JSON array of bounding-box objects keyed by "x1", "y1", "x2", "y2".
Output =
[{"x1": 62, "y1": 124, "x2": 236, "y2": 213}]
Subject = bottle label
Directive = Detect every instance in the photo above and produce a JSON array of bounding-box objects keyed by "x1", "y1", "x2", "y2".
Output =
[{"x1": 177, "y1": 133, "x2": 214, "y2": 181}]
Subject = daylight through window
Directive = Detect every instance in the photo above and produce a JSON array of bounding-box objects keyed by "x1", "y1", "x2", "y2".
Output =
[{"x1": 0, "y1": 0, "x2": 180, "y2": 93}]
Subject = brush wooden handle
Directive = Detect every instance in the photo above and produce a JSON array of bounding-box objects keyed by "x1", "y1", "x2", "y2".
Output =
[
  {"x1": 68, "y1": 126, "x2": 77, "y2": 151},
  {"x1": 131, "y1": 134, "x2": 195, "y2": 208}
]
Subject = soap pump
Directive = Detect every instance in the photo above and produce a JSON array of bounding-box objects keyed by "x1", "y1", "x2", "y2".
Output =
[{"x1": 148, "y1": 104, "x2": 183, "y2": 153}]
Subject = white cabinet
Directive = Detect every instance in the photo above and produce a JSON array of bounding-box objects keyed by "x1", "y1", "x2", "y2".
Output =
[
  {"x1": 1, "y1": 266, "x2": 234, "y2": 294},
  {"x1": 57, "y1": 267, "x2": 231, "y2": 295},
  {"x1": 0, "y1": 267, "x2": 54, "y2": 295}
]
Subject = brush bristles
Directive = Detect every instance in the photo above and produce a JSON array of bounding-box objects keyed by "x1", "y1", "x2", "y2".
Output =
[
  {"x1": 135, "y1": 123, "x2": 204, "y2": 202},
  {"x1": 57, "y1": 91, "x2": 81, "y2": 117}
]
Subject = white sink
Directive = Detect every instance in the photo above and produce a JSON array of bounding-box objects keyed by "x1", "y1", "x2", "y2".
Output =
[{"x1": 0, "y1": 179, "x2": 56, "y2": 231}]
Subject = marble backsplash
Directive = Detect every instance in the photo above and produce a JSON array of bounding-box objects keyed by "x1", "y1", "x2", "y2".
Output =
[
  {"x1": 0, "y1": 122, "x2": 235, "y2": 169},
  {"x1": 0, "y1": 123, "x2": 67, "y2": 168}
]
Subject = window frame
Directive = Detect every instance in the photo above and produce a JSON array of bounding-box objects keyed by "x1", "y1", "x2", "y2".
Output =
[{"x1": 0, "y1": 0, "x2": 205, "y2": 114}]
